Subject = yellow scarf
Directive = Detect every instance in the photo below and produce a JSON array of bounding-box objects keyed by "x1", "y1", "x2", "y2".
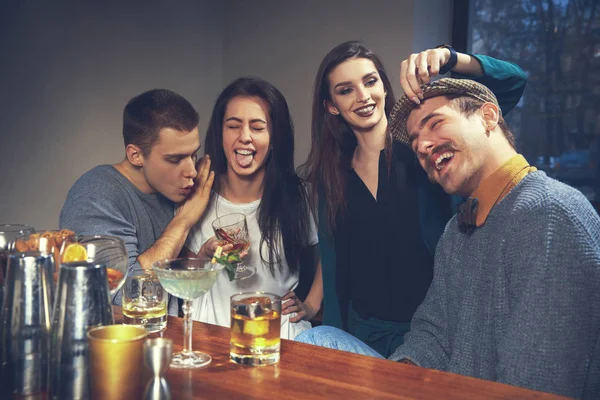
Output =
[{"x1": 470, "y1": 154, "x2": 537, "y2": 227}]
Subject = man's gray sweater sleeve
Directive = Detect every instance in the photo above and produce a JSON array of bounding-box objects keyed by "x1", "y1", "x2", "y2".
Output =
[
  {"x1": 59, "y1": 190, "x2": 143, "y2": 274},
  {"x1": 388, "y1": 230, "x2": 452, "y2": 369},
  {"x1": 60, "y1": 190, "x2": 145, "y2": 307},
  {"x1": 59, "y1": 166, "x2": 179, "y2": 315}
]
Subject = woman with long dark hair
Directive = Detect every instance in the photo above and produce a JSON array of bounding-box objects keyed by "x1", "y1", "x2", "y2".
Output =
[
  {"x1": 183, "y1": 77, "x2": 322, "y2": 339},
  {"x1": 298, "y1": 42, "x2": 526, "y2": 356}
]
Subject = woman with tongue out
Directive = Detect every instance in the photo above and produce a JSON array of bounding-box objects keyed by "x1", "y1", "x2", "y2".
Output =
[
  {"x1": 297, "y1": 41, "x2": 527, "y2": 357},
  {"x1": 182, "y1": 77, "x2": 322, "y2": 340}
]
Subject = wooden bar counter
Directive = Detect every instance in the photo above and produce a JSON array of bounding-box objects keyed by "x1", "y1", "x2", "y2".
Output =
[{"x1": 114, "y1": 309, "x2": 568, "y2": 399}]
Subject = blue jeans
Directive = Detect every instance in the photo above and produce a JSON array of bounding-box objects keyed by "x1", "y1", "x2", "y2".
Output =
[
  {"x1": 295, "y1": 326, "x2": 385, "y2": 359},
  {"x1": 346, "y1": 307, "x2": 409, "y2": 357}
]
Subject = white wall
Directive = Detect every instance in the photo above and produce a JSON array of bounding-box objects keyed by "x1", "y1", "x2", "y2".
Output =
[
  {"x1": 221, "y1": 0, "x2": 416, "y2": 165},
  {"x1": 0, "y1": 1, "x2": 452, "y2": 230},
  {"x1": 412, "y1": 0, "x2": 453, "y2": 52},
  {"x1": 0, "y1": 1, "x2": 224, "y2": 229}
]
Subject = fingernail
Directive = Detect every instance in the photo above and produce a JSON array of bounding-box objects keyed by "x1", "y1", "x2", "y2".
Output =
[
  {"x1": 411, "y1": 96, "x2": 421, "y2": 105},
  {"x1": 417, "y1": 93, "x2": 424, "y2": 100}
]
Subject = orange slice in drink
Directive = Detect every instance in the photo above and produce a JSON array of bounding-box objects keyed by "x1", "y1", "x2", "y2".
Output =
[
  {"x1": 61, "y1": 243, "x2": 88, "y2": 263},
  {"x1": 106, "y1": 268, "x2": 124, "y2": 290}
]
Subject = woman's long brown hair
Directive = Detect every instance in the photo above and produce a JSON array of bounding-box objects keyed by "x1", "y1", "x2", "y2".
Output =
[{"x1": 300, "y1": 41, "x2": 397, "y2": 233}]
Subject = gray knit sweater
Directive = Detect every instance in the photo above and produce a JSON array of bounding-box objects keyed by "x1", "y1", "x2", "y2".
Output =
[
  {"x1": 389, "y1": 172, "x2": 600, "y2": 399},
  {"x1": 59, "y1": 165, "x2": 178, "y2": 315}
]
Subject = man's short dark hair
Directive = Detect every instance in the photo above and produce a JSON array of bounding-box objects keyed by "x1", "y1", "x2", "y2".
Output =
[
  {"x1": 445, "y1": 94, "x2": 516, "y2": 149},
  {"x1": 123, "y1": 89, "x2": 199, "y2": 156}
]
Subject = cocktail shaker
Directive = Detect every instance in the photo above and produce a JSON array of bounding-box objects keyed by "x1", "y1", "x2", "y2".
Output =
[
  {"x1": 0, "y1": 252, "x2": 53, "y2": 396},
  {"x1": 49, "y1": 261, "x2": 114, "y2": 400}
]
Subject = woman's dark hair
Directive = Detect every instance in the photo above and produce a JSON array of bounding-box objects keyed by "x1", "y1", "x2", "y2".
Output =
[
  {"x1": 301, "y1": 41, "x2": 397, "y2": 232},
  {"x1": 123, "y1": 89, "x2": 199, "y2": 156},
  {"x1": 204, "y1": 77, "x2": 311, "y2": 275}
]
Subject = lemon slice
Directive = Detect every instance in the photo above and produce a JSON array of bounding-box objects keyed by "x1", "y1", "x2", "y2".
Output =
[
  {"x1": 61, "y1": 243, "x2": 88, "y2": 263},
  {"x1": 211, "y1": 245, "x2": 223, "y2": 264}
]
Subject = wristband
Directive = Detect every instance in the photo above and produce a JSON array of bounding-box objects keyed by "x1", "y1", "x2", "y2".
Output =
[{"x1": 437, "y1": 44, "x2": 458, "y2": 75}]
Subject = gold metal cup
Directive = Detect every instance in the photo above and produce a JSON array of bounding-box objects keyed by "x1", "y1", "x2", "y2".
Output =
[{"x1": 87, "y1": 325, "x2": 147, "y2": 400}]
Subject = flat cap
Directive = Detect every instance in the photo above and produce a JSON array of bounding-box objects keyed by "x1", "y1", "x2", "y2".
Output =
[{"x1": 389, "y1": 78, "x2": 500, "y2": 145}]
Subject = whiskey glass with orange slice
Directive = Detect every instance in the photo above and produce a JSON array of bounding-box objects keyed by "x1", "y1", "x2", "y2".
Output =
[{"x1": 60, "y1": 235, "x2": 128, "y2": 296}]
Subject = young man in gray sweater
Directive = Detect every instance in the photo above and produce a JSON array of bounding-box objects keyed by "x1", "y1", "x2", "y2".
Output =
[
  {"x1": 59, "y1": 89, "x2": 214, "y2": 312},
  {"x1": 296, "y1": 79, "x2": 600, "y2": 399}
]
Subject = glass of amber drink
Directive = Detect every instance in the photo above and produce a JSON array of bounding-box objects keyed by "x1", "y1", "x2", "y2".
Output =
[
  {"x1": 230, "y1": 292, "x2": 281, "y2": 366},
  {"x1": 123, "y1": 269, "x2": 168, "y2": 333}
]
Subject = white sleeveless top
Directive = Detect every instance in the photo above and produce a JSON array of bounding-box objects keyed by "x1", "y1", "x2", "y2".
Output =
[{"x1": 185, "y1": 192, "x2": 318, "y2": 339}]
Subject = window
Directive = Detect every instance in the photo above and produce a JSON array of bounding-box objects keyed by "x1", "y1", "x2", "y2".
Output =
[{"x1": 460, "y1": 0, "x2": 600, "y2": 206}]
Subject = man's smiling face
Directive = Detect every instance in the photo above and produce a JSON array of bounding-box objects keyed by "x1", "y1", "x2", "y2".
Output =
[{"x1": 407, "y1": 96, "x2": 491, "y2": 197}]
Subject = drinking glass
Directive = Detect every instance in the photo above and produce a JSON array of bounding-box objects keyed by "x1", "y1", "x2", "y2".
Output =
[
  {"x1": 152, "y1": 258, "x2": 224, "y2": 368},
  {"x1": 14, "y1": 228, "x2": 75, "y2": 279},
  {"x1": 60, "y1": 235, "x2": 128, "y2": 296},
  {"x1": 0, "y1": 224, "x2": 34, "y2": 312},
  {"x1": 230, "y1": 292, "x2": 281, "y2": 366},
  {"x1": 212, "y1": 213, "x2": 255, "y2": 279},
  {"x1": 123, "y1": 269, "x2": 168, "y2": 333},
  {"x1": 0, "y1": 224, "x2": 35, "y2": 254}
]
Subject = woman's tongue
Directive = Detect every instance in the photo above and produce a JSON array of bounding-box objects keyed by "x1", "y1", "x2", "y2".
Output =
[{"x1": 235, "y1": 151, "x2": 254, "y2": 168}]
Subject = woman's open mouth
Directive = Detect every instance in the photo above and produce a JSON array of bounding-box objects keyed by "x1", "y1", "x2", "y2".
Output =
[
  {"x1": 354, "y1": 104, "x2": 376, "y2": 117},
  {"x1": 235, "y1": 149, "x2": 256, "y2": 168}
]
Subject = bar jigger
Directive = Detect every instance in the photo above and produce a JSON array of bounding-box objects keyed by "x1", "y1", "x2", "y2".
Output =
[{"x1": 144, "y1": 338, "x2": 173, "y2": 400}]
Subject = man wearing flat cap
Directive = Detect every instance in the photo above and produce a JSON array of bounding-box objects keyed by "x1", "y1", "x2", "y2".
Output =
[{"x1": 298, "y1": 78, "x2": 600, "y2": 399}]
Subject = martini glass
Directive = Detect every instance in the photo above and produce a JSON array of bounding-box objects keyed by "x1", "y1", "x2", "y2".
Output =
[
  {"x1": 152, "y1": 258, "x2": 224, "y2": 368},
  {"x1": 212, "y1": 213, "x2": 255, "y2": 280}
]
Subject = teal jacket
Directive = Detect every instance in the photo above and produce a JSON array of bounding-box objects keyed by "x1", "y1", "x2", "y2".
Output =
[{"x1": 319, "y1": 55, "x2": 528, "y2": 329}]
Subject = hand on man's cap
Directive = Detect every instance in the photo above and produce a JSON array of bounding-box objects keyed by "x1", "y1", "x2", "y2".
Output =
[{"x1": 389, "y1": 78, "x2": 500, "y2": 145}]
